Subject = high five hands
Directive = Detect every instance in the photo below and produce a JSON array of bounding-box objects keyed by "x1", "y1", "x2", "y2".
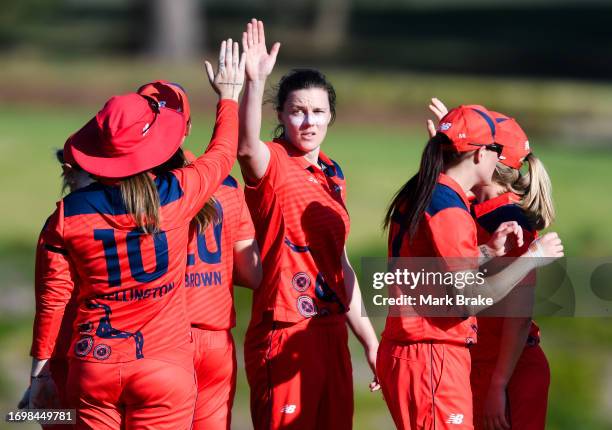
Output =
[
  {"x1": 242, "y1": 19, "x2": 281, "y2": 83},
  {"x1": 205, "y1": 38, "x2": 246, "y2": 102},
  {"x1": 427, "y1": 97, "x2": 449, "y2": 137}
]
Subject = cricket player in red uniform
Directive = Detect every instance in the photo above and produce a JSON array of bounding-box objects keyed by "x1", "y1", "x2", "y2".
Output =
[
  {"x1": 138, "y1": 80, "x2": 263, "y2": 430},
  {"x1": 28, "y1": 40, "x2": 245, "y2": 429},
  {"x1": 379, "y1": 104, "x2": 564, "y2": 430},
  {"x1": 238, "y1": 20, "x2": 380, "y2": 429},
  {"x1": 428, "y1": 99, "x2": 554, "y2": 430},
  {"x1": 470, "y1": 114, "x2": 553, "y2": 430}
]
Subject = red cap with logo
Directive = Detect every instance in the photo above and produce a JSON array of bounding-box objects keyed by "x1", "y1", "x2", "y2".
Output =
[
  {"x1": 137, "y1": 80, "x2": 190, "y2": 131},
  {"x1": 64, "y1": 93, "x2": 186, "y2": 178},
  {"x1": 490, "y1": 111, "x2": 530, "y2": 169},
  {"x1": 437, "y1": 105, "x2": 497, "y2": 152}
]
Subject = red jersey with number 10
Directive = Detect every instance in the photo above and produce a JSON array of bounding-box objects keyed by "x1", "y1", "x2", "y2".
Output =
[
  {"x1": 185, "y1": 176, "x2": 255, "y2": 330},
  {"x1": 31, "y1": 100, "x2": 239, "y2": 364}
]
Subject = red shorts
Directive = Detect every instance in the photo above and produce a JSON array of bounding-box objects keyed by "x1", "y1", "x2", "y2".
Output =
[
  {"x1": 66, "y1": 344, "x2": 196, "y2": 430},
  {"x1": 244, "y1": 314, "x2": 353, "y2": 430},
  {"x1": 192, "y1": 328, "x2": 236, "y2": 430},
  {"x1": 377, "y1": 337, "x2": 474, "y2": 430},
  {"x1": 471, "y1": 345, "x2": 549, "y2": 430}
]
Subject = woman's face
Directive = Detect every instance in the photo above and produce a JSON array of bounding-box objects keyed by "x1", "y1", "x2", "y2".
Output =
[
  {"x1": 279, "y1": 87, "x2": 332, "y2": 153},
  {"x1": 476, "y1": 146, "x2": 501, "y2": 185}
]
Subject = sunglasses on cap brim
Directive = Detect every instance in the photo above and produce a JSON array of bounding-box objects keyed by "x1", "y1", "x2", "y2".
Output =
[{"x1": 469, "y1": 143, "x2": 505, "y2": 159}]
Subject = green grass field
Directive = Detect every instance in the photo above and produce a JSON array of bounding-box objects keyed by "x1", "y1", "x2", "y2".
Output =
[{"x1": 1, "y1": 94, "x2": 612, "y2": 428}]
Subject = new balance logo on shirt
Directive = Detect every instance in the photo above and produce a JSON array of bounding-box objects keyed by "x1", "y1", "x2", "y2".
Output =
[
  {"x1": 446, "y1": 413, "x2": 464, "y2": 424},
  {"x1": 280, "y1": 404, "x2": 297, "y2": 414}
]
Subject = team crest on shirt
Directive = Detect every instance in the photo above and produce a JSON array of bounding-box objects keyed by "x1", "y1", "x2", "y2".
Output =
[
  {"x1": 74, "y1": 335, "x2": 94, "y2": 357},
  {"x1": 296, "y1": 295, "x2": 318, "y2": 318},
  {"x1": 292, "y1": 272, "x2": 311, "y2": 292},
  {"x1": 93, "y1": 344, "x2": 112, "y2": 360}
]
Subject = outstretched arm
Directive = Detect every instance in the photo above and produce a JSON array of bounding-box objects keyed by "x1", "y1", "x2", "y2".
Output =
[{"x1": 238, "y1": 19, "x2": 281, "y2": 182}]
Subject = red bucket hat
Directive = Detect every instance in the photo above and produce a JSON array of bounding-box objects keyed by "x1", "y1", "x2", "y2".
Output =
[
  {"x1": 491, "y1": 111, "x2": 530, "y2": 169},
  {"x1": 137, "y1": 80, "x2": 191, "y2": 132},
  {"x1": 64, "y1": 93, "x2": 186, "y2": 178},
  {"x1": 437, "y1": 105, "x2": 497, "y2": 152}
]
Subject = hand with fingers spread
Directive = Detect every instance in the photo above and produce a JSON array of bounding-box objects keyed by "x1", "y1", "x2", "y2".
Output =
[
  {"x1": 205, "y1": 38, "x2": 246, "y2": 102},
  {"x1": 242, "y1": 18, "x2": 281, "y2": 83},
  {"x1": 426, "y1": 97, "x2": 450, "y2": 138}
]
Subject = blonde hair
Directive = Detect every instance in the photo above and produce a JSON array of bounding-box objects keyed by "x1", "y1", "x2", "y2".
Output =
[
  {"x1": 493, "y1": 153, "x2": 555, "y2": 230},
  {"x1": 120, "y1": 174, "x2": 162, "y2": 233},
  {"x1": 120, "y1": 148, "x2": 219, "y2": 234}
]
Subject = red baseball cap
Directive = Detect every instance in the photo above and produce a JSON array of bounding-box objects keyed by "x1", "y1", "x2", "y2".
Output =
[
  {"x1": 437, "y1": 105, "x2": 497, "y2": 152},
  {"x1": 64, "y1": 93, "x2": 186, "y2": 178},
  {"x1": 137, "y1": 80, "x2": 190, "y2": 131},
  {"x1": 491, "y1": 111, "x2": 530, "y2": 169}
]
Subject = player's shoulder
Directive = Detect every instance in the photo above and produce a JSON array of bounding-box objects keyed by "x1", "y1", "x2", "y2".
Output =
[
  {"x1": 426, "y1": 183, "x2": 469, "y2": 218},
  {"x1": 476, "y1": 203, "x2": 534, "y2": 234}
]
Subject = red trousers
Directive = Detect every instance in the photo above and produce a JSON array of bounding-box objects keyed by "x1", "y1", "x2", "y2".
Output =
[
  {"x1": 244, "y1": 314, "x2": 353, "y2": 429},
  {"x1": 471, "y1": 345, "x2": 550, "y2": 430},
  {"x1": 192, "y1": 328, "x2": 236, "y2": 430},
  {"x1": 66, "y1": 344, "x2": 196, "y2": 430},
  {"x1": 377, "y1": 337, "x2": 474, "y2": 430}
]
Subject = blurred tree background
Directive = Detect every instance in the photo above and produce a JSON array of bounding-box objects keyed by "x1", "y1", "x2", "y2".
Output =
[{"x1": 1, "y1": 0, "x2": 612, "y2": 429}]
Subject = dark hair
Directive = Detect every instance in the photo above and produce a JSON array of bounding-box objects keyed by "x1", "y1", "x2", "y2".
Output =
[
  {"x1": 383, "y1": 133, "x2": 464, "y2": 239},
  {"x1": 270, "y1": 68, "x2": 337, "y2": 138}
]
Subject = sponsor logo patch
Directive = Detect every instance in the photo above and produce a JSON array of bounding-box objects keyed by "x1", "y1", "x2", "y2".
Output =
[
  {"x1": 93, "y1": 344, "x2": 112, "y2": 361},
  {"x1": 296, "y1": 295, "x2": 317, "y2": 318},
  {"x1": 447, "y1": 413, "x2": 464, "y2": 424},
  {"x1": 74, "y1": 335, "x2": 94, "y2": 357},
  {"x1": 280, "y1": 404, "x2": 297, "y2": 414},
  {"x1": 292, "y1": 272, "x2": 311, "y2": 292}
]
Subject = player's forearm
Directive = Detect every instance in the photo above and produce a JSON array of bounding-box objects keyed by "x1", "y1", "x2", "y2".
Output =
[
  {"x1": 490, "y1": 317, "x2": 532, "y2": 387},
  {"x1": 343, "y1": 251, "x2": 379, "y2": 350},
  {"x1": 238, "y1": 80, "x2": 270, "y2": 181},
  {"x1": 232, "y1": 239, "x2": 262, "y2": 289},
  {"x1": 454, "y1": 254, "x2": 537, "y2": 315}
]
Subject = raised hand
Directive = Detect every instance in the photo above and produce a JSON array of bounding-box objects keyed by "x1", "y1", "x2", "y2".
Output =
[
  {"x1": 426, "y1": 97, "x2": 450, "y2": 138},
  {"x1": 429, "y1": 97, "x2": 449, "y2": 121},
  {"x1": 205, "y1": 38, "x2": 246, "y2": 102},
  {"x1": 242, "y1": 18, "x2": 281, "y2": 82}
]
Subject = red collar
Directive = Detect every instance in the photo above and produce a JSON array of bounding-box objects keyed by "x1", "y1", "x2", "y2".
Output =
[
  {"x1": 438, "y1": 173, "x2": 472, "y2": 209},
  {"x1": 473, "y1": 192, "x2": 520, "y2": 218},
  {"x1": 274, "y1": 138, "x2": 337, "y2": 174}
]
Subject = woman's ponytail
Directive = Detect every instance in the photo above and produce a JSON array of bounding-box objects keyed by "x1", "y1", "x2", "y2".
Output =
[
  {"x1": 521, "y1": 153, "x2": 555, "y2": 229},
  {"x1": 384, "y1": 133, "x2": 449, "y2": 238},
  {"x1": 493, "y1": 153, "x2": 555, "y2": 230}
]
